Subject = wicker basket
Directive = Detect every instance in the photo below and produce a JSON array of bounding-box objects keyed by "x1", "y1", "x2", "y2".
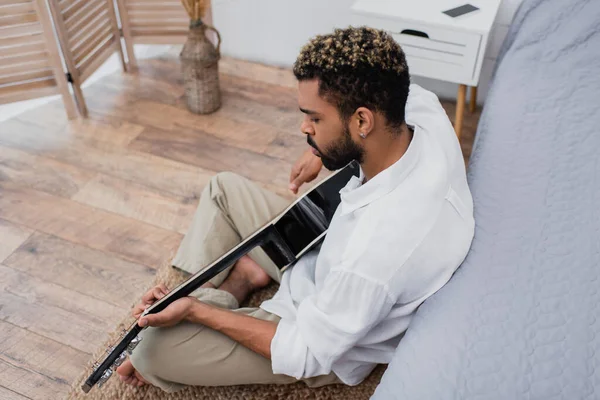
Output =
[{"x1": 180, "y1": 21, "x2": 222, "y2": 114}]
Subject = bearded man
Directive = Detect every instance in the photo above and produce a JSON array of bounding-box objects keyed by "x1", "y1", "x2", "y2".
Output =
[{"x1": 117, "y1": 26, "x2": 475, "y2": 392}]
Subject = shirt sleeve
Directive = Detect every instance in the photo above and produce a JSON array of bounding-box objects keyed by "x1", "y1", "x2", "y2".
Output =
[{"x1": 270, "y1": 268, "x2": 395, "y2": 380}]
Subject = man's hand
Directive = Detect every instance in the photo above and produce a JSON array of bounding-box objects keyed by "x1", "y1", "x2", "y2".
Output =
[
  {"x1": 132, "y1": 283, "x2": 170, "y2": 319},
  {"x1": 138, "y1": 297, "x2": 196, "y2": 328},
  {"x1": 289, "y1": 149, "x2": 323, "y2": 194}
]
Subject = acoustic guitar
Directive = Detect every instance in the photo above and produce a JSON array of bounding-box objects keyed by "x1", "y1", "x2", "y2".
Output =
[{"x1": 81, "y1": 160, "x2": 360, "y2": 393}]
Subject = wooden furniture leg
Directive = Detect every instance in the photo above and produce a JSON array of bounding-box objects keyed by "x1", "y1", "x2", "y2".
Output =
[
  {"x1": 115, "y1": 0, "x2": 138, "y2": 70},
  {"x1": 470, "y1": 86, "x2": 478, "y2": 113},
  {"x1": 455, "y1": 84, "x2": 467, "y2": 140},
  {"x1": 34, "y1": 0, "x2": 77, "y2": 119}
]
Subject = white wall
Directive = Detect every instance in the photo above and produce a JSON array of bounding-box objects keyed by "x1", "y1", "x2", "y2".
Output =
[{"x1": 213, "y1": 0, "x2": 524, "y2": 104}]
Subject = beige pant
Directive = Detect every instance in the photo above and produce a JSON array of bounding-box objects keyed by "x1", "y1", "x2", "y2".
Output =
[{"x1": 130, "y1": 172, "x2": 342, "y2": 392}]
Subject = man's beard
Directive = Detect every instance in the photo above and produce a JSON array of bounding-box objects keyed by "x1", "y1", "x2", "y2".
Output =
[{"x1": 307, "y1": 125, "x2": 365, "y2": 171}]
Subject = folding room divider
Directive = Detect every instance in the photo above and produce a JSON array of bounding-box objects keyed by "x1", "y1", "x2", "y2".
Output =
[
  {"x1": 0, "y1": 0, "x2": 195, "y2": 119},
  {"x1": 0, "y1": 0, "x2": 76, "y2": 118}
]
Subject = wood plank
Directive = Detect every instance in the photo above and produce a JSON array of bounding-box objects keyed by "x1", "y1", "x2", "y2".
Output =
[
  {"x1": 126, "y1": 0, "x2": 183, "y2": 3},
  {"x1": 96, "y1": 66, "x2": 184, "y2": 106},
  {"x1": 265, "y1": 130, "x2": 308, "y2": 161},
  {"x1": 0, "y1": 263, "x2": 123, "y2": 326},
  {"x1": 0, "y1": 78, "x2": 55, "y2": 96},
  {"x1": 3, "y1": 232, "x2": 155, "y2": 308},
  {"x1": 59, "y1": 0, "x2": 78, "y2": 12},
  {"x1": 0, "y1": 182, "x2": 182, "y2": 267},
  {"x1": 0, "y1": 385, "x2": 31, "y2": 400},
  {"x1": 123, "y1": 99, "x2": 281, "y2": 154},
  {"x1": 127, "y1": 2, "x2": 184, "y2": 12},
  {"x1": 219, "y1": 56, "x2": 298, "y2": 89},
  {"x1": 61, "y1": 0, "x2": 88, "y2": 19},
  {"x1": 128, "y1": 9, "x2": 186, "y2": 18},
  {"x1": 6, "y1": 100, "x2": 67, "y2": 131},
  {"x1": 0, "y1": 219, "x2": 32, "y2": 263},
  {"x1": 0, "y1": 145, "x2": 95, "y2": 198},
  {"x1": 219, "y1": 73, "x2": 298, "y2": 111},
  {"x1": 0, "y1": 84, "x2": 57, "y2": 104},
  {"x1": 66, "y1": 6, "x2": 106, "y2": 39},
  {"x1": 62, "y1": 0, "x2": 103, "y2": 22},
  {"x1": 129, "y1": 125, "x2": 291, "y2": 188},
  {"x1": 68, "y1": 11, "x2": 109, "y2": 48},
  {"x1": 115, "y1": 0, "x2": 137, "y2": 69},
  {"x1": 0, "y1": 321, "x2": 88, "y2": 400},
  {"x1": 0, "y1": 58, "x2": 50, "y2": 75},
  {"x1": 0, "y1": 118, "x2": 211, "y2": 199},
  {"x1": 46, "y1": 0, "x2": 85, "y2": 115},
  {"x1": 65, "y1": 119, "x2": 145, "y2": 147},
  {"x1": 101, "y1": 59, "x2": 294, "y2": 134},
  {"x1": 129, "y1": 19, "x2": 189, "y2": 28},
  {"x1": 63, "y1": 0, "x2": 103, "y2": 32},
  {"x1": 0, "y1": 2, "x2": 34, "y2": 17},
  {"x1": 0, "y1": 41, "x2": 45, "y2": 57},
  {"x1": 0, "y1": 13, "x2": 37, "y2": 27},
  {"x1": 132, "y1": 34, "x2": 186, "y2": 44},
  {"x1": 0, "y1": 33, "x2": 42, "y2": 49},
  {"x1": 0, "y1": 264, "x2": 115, "y2": 353},
  {"x1": 0, "y1": 51, "x2": 47, "y2": 67},
  {"x1": 73, "y1": 25, "x2": 112, "y2": 64},
  {"x1": 0, "y1": 22, "x2": 41, "y2": 37},
  {"x1": 0, "y1": 68, "x2": 53, "y2": 86},
  {"x1": 0, "y1": 360, "x2": 61, "y2": 400},
  {"x1": 77, "y1": 35, "x2": 114, "y2": 80},
  {"x1": 31, "y1": 0, "x2": 77, "y2": 119},
  {"x1": 218, "y1": 94, "x2": 301, "y2": 135},
  {"x1": 73, "y1": 174, "x2": 197, "y2": 234},
  {"x1": 0, "y1": 0, "x2": 30, "y2": 5},
  {"x1": 90, "y1": 71, "x2": 299, "y2": 149}
]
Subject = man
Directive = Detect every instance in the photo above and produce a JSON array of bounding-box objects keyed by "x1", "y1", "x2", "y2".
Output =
[{"x1": 117, "y1": 26, "x2": 474, "y2": 391}]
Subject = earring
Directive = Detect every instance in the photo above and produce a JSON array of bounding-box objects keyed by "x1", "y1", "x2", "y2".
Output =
[{"x1": 359, "y1": 132, "x2": 367, "y2": 139}]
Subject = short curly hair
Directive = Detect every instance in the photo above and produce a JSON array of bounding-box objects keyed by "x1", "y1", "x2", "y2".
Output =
[{"x1": 294, "y1": 26, "x2": 410, "y2": 131}]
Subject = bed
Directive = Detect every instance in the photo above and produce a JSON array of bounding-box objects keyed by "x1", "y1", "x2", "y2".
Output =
[{"x1": 372, "y1": 0, "x2": 600, "y2": 398}]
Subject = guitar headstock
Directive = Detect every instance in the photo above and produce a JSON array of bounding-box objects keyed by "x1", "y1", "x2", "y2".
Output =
[{"x1": 82, "y1": 326, "x2": 144, "y2": 393}]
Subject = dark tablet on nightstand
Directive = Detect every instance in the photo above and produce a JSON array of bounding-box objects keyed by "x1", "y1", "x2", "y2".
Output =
[{"x1": 442, "y1": 4, "x2": 480, "y2": 18}]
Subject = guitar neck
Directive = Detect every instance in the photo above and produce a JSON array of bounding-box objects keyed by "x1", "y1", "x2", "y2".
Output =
[
  {"x1": 144, "y1": 225, "x2": 282, "y2": 316},
  {"x1": 82, "y1": 161, "x2": 360, "y2": 393}
]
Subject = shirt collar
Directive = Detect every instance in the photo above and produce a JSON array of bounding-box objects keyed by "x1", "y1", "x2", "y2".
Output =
[{"x1": 338, "y1": 125, "x2": 421, "y2": 216}]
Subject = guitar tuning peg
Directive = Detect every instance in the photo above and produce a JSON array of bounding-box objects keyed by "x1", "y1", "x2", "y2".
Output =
[
  {"x1": 126, "y1": 335, "x2": 143, "y2": 355},
  {"x1": 97, "y1": 368, "x2": 113, "y2": 388},
  {"x1": 112, "y1": 351, "x2": 128, "y2": 368}
]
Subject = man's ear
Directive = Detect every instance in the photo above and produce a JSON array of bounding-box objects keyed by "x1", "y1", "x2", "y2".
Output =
[{"x1": 355, "y1": 107, "x2": 375, "y2": 138}]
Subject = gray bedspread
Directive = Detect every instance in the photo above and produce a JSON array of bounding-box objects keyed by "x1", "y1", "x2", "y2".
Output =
[{"x1": 372, "y1": 0, "x2": 600, "y2": 398}]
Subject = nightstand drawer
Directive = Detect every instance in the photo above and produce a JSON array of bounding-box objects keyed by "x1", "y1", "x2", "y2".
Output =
[{"x1": 354, "y1": 14, "x2": 483, "y2": 84}]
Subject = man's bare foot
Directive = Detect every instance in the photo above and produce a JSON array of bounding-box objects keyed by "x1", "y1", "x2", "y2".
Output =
[
  {"x1": 233, "y1": 255, "x2": 271, "y2": 289},
  {"x1": 116, "y1": 359, "x2": 150, "y2": 388},
  {"x1": 218, "y1": 255, "x2": 271, "y2": 304}
]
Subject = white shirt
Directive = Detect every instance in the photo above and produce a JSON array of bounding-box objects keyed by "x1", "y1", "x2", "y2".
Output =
[{"x1": 260, "y1": 84, "x2": 475, "y2": 385}]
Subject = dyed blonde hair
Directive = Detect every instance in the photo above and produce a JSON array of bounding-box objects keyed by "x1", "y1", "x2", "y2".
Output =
[{"x1": 294, "y1": 26, "x2": 410, "y2": 130}]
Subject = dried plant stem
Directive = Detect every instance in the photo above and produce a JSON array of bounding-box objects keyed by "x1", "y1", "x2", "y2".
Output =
[
  {"x1": 181, "y1": 0, "x2": 207, "y2": 21},
  {"x1": 182, "y1": 0, "x2": 192, "y2": 17}
]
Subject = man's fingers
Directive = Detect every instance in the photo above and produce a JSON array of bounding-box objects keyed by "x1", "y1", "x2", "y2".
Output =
[
  {"x1": 289, "y1": 166, "x2": 302, "y2": 190},
  {"x1": 158, "y1": 283, "x2": 169, "y2": 294},
  {"x1": 132, "y1": 304, "x2": 145, "y2": 318},
  {"x1": 289, "y1": 168, "x2": 308, "y2": 193},
  {"x1": 141, "y1": 285, "x2": 168, "y2": 305},
  {"x1": 139, "y1": 313, "x2": 166, "y2": 328}
]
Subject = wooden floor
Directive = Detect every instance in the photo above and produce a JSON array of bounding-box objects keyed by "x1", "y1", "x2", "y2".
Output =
[{"x1": 0, "y1": 53, "x2": 481, "y2": 400}]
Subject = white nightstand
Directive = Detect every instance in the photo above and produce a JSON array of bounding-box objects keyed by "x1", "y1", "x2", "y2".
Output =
[{"x1": 351, "y1": 0, "x2": 502, "y2": 139}]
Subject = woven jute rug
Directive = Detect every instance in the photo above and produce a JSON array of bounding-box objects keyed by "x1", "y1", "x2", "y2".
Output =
[{"x1": 66, "y1": 257, "x2": 386, "y2": 400}]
